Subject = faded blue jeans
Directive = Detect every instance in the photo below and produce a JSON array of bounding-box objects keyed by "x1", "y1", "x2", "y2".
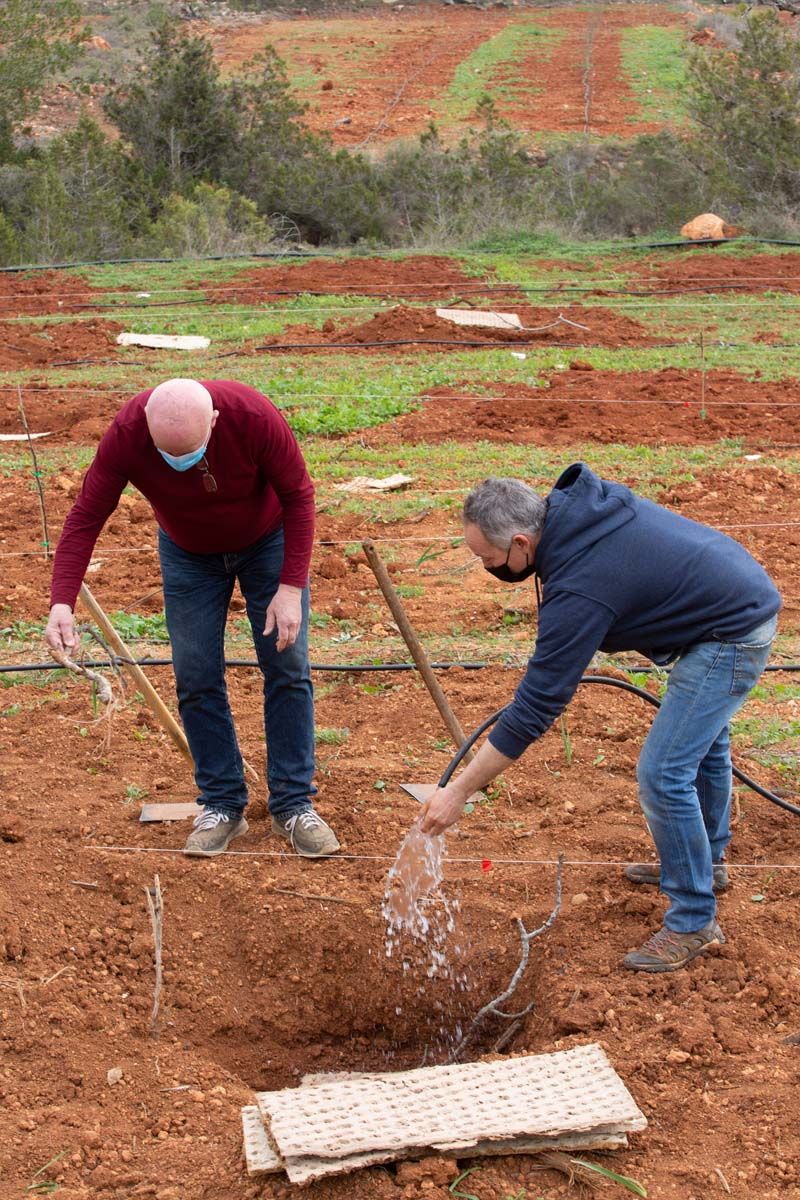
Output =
[
  {"x1": 637, "y1": 614, "x2": 777, "y2": 933},
  {"x1": 159, "y1": 526, "x2": 316, "y2": 819}
]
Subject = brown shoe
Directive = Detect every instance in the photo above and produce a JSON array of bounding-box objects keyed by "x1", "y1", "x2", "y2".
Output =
[
  {"x1": 623, "y1": 921, "x2": 725, "y2": 972},
  {"x1": 624, "y1": 861, "x2": 729, "y2": 892}
]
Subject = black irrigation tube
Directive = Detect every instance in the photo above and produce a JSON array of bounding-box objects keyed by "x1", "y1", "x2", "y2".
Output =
[
  {"x1": 235, "y1": 338, "x2": 695, "y2": 354},
  {"x1": 3, "y1": 238, "x2": 800, "y2": 275},
  {"x1": 437, "y1": 674, "x2": 800, "y2": 819},
  {"x1": 0, "y1": 658, "x2": 491, "y2": 674},
  {"x1": 4, "y1": 658, "x2": 797, "y2": 813},
  {"x1": 2, "y1": 659, "x2": 799, "y2": 675}
]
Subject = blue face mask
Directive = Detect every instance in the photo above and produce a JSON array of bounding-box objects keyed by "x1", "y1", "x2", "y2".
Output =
[{"x1": 158, "y1": 444, "x2": 208, "y2": 472}]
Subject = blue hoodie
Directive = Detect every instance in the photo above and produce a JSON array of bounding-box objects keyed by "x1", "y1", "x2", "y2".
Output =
[{"x1": 488, "y1": 463, "x2": 782, "y2": 760}]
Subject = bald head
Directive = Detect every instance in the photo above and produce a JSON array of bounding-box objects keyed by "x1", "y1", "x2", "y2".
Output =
[{"x1": 145, "y1": 379, "x2": 217, "y2": 455}]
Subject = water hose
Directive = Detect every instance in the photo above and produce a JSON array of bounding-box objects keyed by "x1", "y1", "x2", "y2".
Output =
[{"x1": 437, "y1": 674, "x2": 800, "y2": 818}]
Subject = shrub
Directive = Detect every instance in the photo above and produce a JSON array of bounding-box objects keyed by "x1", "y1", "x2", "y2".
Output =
[
  {"x1": 144, "y1": 181, "x2": 274, "y2": 257},
  {"x1": 686, "y1": 8, "x2": 800, "y2": 210}
]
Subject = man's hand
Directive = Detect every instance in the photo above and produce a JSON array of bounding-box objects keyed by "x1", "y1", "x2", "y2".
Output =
[
  {"x1": 416, "y1": 741, "x2": 515, "y2": 837},
  {"x1": 418, "y1": 783, "x2": 468, "y2": 836},
  {"x1": 264, "y1": 584, "x2": 302, "y2": 652},
  {"x1": 45, "y1": 603, "x2": 77, "y2": 653}
]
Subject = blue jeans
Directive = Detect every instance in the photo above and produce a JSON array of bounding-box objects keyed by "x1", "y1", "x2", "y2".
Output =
[
  {"x1": 159, "y1": 526, "x2": 316, "y2": 819},
  {"x1": 636, "y1": 614, "x2": 777, "y2": 932}
]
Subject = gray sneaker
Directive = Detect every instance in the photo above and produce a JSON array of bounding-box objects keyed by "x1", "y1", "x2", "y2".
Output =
[
  {"x1": 625, "y1": 861, "x2": 729, "y2": 892},
  {"x1": 271, "y1": 809, "x2": 340, "y2": 858},
  {"x1": 183, "y1": 808, "x2": 249, "y2": 857}
]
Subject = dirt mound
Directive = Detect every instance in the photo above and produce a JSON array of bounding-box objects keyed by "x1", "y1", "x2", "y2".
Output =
[
  {"x1": 626, "y1": 251, "x2": 800, "y2": 295},
  {"x1": 0, "y1": 270, "x2": 104, "y2": 316},
  {"x1": 0, "y1": 320, "x2": 124, "y2": 369},
  {"x1": 258, "y1": 304, "x2": 657, "y2": 352},
  {"x1": 366, "y1": 367, "x2": 800, "y2": 444},
  {"x1": 0, "y1": 383, "x2": 126, "y2": 442},
  {"x1": 198, "y1": 256, "x2": 507, "y2": 304}
]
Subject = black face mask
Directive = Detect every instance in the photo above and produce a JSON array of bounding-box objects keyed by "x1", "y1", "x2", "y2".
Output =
[{"x1": 484, "y1": 543, "x2": 537, "y2": 583}]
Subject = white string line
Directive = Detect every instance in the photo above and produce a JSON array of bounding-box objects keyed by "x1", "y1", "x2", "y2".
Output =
[
  {"x1": 3, "y1": 519, "x2": 800, "y2": 560},
  {"x1": 85, "y1": 845, "x2": 800, "y2": 870},
  {"x1": 6, "y1": 388, "x2": 800, "y2": 408},
  {"x1": 8, "y1": 301, "x2": 800, "y2": 321},
  {"x1": 6, "y1": 281, "x2": 800, "y2": 302}
]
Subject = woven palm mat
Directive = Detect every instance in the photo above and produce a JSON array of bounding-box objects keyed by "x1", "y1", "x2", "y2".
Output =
[{"x1": 243, "y1": 1043, "x2": 647, "y2": 1183}]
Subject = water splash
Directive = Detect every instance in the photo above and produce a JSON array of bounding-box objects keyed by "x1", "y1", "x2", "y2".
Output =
[{"x1": 382, "y1": 824, "x2": 470, "y2": 1054}]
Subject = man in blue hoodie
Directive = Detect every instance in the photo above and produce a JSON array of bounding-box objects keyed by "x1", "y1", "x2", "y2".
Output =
[{"x1": 419, "y1": 464, "x2": 781, "y2": 972}]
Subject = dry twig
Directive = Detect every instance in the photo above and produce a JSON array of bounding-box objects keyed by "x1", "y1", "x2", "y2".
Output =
[
  {"x1": 144, "y1": 875, "x2": 163, "y2": 1036},
  {"x1": 448, "y1": 853, "x2": 564, "y2": 1063}
]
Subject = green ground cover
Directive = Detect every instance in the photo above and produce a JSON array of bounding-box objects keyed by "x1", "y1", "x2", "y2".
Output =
[
  {"x1": 620, "y1": 25, "x2": 689, "y2": 125},
  {"x1": 440, "y1": 22, "x2": 566, "y2": 122}
]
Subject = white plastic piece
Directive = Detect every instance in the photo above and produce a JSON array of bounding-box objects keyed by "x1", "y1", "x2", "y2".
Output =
[
  {"x1": 436, "y1": 308, "x2": 523, "y2": 330},
  {"x1": 116, "y1": 333, "x2": 210, "y2": 350},
  {"x1": 0, "y1": 432, "x2": 51, "y2": 441}
]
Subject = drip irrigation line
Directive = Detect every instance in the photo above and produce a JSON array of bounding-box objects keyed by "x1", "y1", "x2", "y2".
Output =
[
  {"x1": 436, "y1": 675, "x2": 800, "y2": 818},
  {"x1": 0, "y1": 658, "x2": 491, "y2": 675},
  {"x1": 2, "y1": 658, "x2": 800, "y2": 676},
  {"x1": 222, "y1": 338, "x2": 697, "y2": 355},
  {"x1": 4, "y1": 658, "x2": 800, "y2": 676},
  {"x1": 8, "y1": 290, "x2": 800, "y2": 313},
  {"x1": 3, "y1": 238, "x2": 800, "y2": 275},
  {"x1": 84, "y1": 846, "x2": 800, "y2": 870},
  {"x1": 6, "y1": 384, "x2": 800, "y2": 410},
  {"x1": 6, "y1": 660, "x2": 800, "y2": 815}
]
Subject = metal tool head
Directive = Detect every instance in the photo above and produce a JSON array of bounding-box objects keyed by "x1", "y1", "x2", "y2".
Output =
[
  {"x1": 139, "y1": 802, "x2": 199, "y2": 823},
  {"x1": 398, "y1": 782, "x2": 438, "y2": 805}
]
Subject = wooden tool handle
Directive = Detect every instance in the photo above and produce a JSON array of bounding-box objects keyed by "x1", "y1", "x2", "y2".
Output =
[
  {"x1": 362, "y1": 540, "x2": 474, "y2": 761},
  {"x1": 78, "y1": 583, "x2": 194, "y2": 768}
]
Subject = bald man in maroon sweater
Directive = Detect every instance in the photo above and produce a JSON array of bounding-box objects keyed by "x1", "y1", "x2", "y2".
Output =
[{"x1": 46, "y1": 378, "x2": 339, "y2": 858}]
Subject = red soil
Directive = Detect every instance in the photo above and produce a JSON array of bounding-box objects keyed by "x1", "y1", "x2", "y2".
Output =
[
  {"x1": 622, "y1": 251, "x2": 800, "y2": 295},
  {"x1": 0, "y1": 320, "x2": 124, "y2": 370},
  {"x1": 0, "y1": 270, "x2": 105, "y2": 317},
  {"x1": 197, "y1": 256, "x2": 506, "y2": 304},
  {"x1": 199, "y1": 4, "x2": 686, "y2": 147},
  {"x1": 364, "y1": 367, "x2": 800, "y2": 446},
  {"x1": 2, "y1": 247, "x2": 800, "y2": 1198},
  {"x1": 2, "y1": 465, "x2": 800, "y2": 1195},
  {"x1": 256, "y1": 304, "x2": 658, "y2": 353}
]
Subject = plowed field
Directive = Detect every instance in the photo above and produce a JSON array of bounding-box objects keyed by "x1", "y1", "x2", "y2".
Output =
[{"x1": 2, "y1": 249, "x2": 800, "y2": 1199}]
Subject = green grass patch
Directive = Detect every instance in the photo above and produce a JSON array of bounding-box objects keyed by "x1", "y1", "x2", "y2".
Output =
[
  {"x1": 621, "y1": 25, "x2": 690, "y2": 125},
  {"x1": 441, "y1": 22, "x2": 565, "y2": 121},
  {"x1": 315, "y1": 726, "x2": 350, "y2": 745}
]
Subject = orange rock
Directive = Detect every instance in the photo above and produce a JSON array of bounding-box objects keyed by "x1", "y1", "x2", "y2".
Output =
[{"x1": 680, "y1": 213, "x2": 743, "y2": 240}]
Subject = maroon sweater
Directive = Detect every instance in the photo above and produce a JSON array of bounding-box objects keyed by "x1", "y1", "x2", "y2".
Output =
[{"x1": 50, "y1": 380, "x2": 315, "y2": 608}]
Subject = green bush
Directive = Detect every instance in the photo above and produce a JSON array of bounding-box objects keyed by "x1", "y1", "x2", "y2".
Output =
[
  {"x1": 4, "y1": 115, "x2": 153, "y2": 264},
  {"x1": 144, "y1": 182, "x2": 274, "y2": 257},
  {"x1": 687, "y1": 8, "x2": 800, "y2": 211}
]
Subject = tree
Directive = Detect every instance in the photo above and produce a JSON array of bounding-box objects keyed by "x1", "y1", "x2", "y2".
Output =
[
  {"x1": 6, "y1": 115, "x2": 153, "y2": 263},
  {"x1": 687, "y1": 8, "x2": 800, "y2": 207},
  {"x1": 104, "y1": 24, "x2": 241, "y2": 195},
  {"x1": 0, "y1": 0, "x2": 85, "y2": 156}
]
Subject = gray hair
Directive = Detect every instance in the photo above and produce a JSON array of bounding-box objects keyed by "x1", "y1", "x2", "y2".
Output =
[{"x1": 463, "y1": 477, "x2": 547, "y2": 549}]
